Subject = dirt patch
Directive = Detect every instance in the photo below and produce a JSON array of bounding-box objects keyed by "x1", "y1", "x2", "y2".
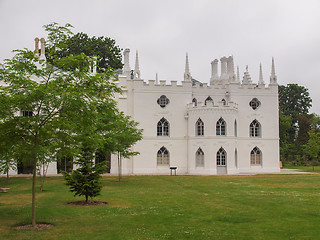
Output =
[
  {"x1": 13, "y1": 224, "x2": 53, "y2": 230},
  {"x1": 68, "y1": 200, "x2": 108, "y2": 206}
]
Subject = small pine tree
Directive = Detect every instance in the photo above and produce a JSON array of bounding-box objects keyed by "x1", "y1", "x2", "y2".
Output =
[{"x1": 63, "y1": 150, "x2": 106, "y2": 203}]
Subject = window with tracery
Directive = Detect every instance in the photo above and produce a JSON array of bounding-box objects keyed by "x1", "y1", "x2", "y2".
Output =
[
  {"x1": 250, "y1": 119, "x2": 261, "y2": 137},
  {"x1": 250, "y1": 147, "x2": 262, "y2": 165},
  {"x1": 157, "y1": 146, "x2": 169, "y2": 165},
  {"x1": 249, "y1": 98, "x2": 261, "y2": 110},
  {"x1": 196, "y1": 118, "x2": 204, "y2": 136},
  {"x1": 157, "y1": 118, "x2": 169, "y2": 136},
  {"x1": 216, "y1": 118, "x2": 226, "y2": 136},
  {"x1": 157, "y1": 95, "x2": 170, "y2": 108},
  {"x1": 217, "y1": 148, "x2": 226, "y2": 166}
]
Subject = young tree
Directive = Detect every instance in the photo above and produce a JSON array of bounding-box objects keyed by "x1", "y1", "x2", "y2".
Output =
[{"x1": 0, "y1": 23, "x2": 139, "y2": 226}]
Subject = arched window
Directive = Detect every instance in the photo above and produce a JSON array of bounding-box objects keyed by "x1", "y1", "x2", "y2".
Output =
[
  {"x1": 192, "y1": 98, "x2": 197, "y2": 106},
  {"x1": 216, "y1": 118, "x2": 226, "y2": 136},
  {"x1": 157, "y1": 95, "x2": 169, "y2": 108},
  {"x1": 196, "y1": 118, "x2": 204, "y2": 136},
  {"x1": 222, "y1": 99, "x2": 226, "y2": 105},
  {"x1": 234, "y1": 120, "x2": 237, "y2": 137},
  {"x1": 205, "y1": 96, "x2": 213, "y2": 105},
  {"x1": 157, "y1": 118, "x2": 169, "y2": 136},
  {"x1": 251, "y1": 147, "x2": 262, "y2": 165},
  {"x1": 249, "y1": 98, "x2": 261, "y2": 110},
  {"x1": 217, "y1": 148, "x2": 226, "y2": 166},
  {"x1": 157, "y1": 146, "x2": 169, "y2": 165},
  {"x1": 196, "y1": 148, "x2": 204, "y2": 167},
  {"x1": 250, "y1": 119, "x2": 261, "y2": 137}
]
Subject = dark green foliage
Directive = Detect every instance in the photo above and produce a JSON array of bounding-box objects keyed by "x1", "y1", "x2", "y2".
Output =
[
  {"x1": 63, "y1": 155, "x2": 106, "y2": 203},
  {"x1": 279, "y1": 84, "x2": 312, "y2": 120},
  {"x1": 45, "y1": 28, "x2": 123, "y2": 72},
  {"x1": 278, "y1": 84, "x2": 313, "y2": 158}
]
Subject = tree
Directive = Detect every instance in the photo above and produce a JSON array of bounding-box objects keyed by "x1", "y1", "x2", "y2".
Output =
[
  {"x1": 278, "y1": 84, "x2": 312, "y2": 157},
  {"x1": 278, "y1": 84, "x2": 312, "y2": 121},
  {"x1": 45, "y1": 31, "x2": 123, "y2": 72},
  {"x1": 303, "y1": 129, "x2": 320, "y2": 161},
  {"x1": 0, "y1": 23, "x2": 139, "y2": 226}
]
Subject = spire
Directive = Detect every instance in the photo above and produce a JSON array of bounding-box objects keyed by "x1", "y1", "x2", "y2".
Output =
[
  {"x1": 123, "y1": 48, "x2": 131, "y2": 77},
  {"x1": 270, "y1": 57, "x2": 277, "y2": 84},
  {"x1": 184, "y1": 53, "x2": 191, "y2": 82},
  {"x1": 236, "y1": 65, "x2": 240, "y2": 82},
  {"x1": 155, "y1": 72, "x2": 159, "y2": 84},
  {"x1": 134, "y1": 50, "x2": 141, "y2": 79},
  {"x1": 258, "y1": 63, "x2": 264, "y2": 85}
]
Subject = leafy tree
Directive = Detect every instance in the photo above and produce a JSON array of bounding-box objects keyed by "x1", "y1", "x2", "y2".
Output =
[
  {"x1": 278, "y1": 84, "x2": 312, "y2": 121},
  {"x1": 45, "y1": 29, "x2": 123, "y2": 72},
  {"x1": 0, "y1": 23, "x2": 139, "y2": 226},
  {"x1": 303, "y1": 129, "x2": 320, "y2": 161},
  {"x1": 278, "y1": 84, "x2": 312, "y2": 157},
  {"x1": 279, "y1": 110, "x2": 293, "y2": 156}
]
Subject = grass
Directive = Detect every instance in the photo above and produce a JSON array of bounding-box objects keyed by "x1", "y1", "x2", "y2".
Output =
[
  {"x1": 1, "y1": 174, "x2": 320, "y2": 240},
  {"x1": 283, "y1": 165, "x2": 320, "y2": 173}
]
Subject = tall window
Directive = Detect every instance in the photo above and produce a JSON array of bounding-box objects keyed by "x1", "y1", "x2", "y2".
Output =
[
  {"x1": 196, "y1": 118, "x2": 204, "y2": 136},
  {"x1": 157, "y1": 118, "x2": 169, "y2": 136},
  {"x1": 192, "y1": 98, "x2": 197, "y2": 106},
  {"x1": 196, "y1": 148, "x2": 204, "y2": 167},
  {"x1": 217, "y1": 148, "x2": 226, "y2": 166},
  {"x1": 216, "y1": 118, "x2": 226, "y2": 136},
  {"x1": 157, "y1": 146, "x2": 169, "y2": 165},
  {"x1": 222, "y1": 99, "x2": 226, "y2": 105},
  {"x1": 251, "y1": 147, "x2": 262, "y2": 165},
  {"x1": 250, "y1": 120, "x2": 261, "y2": 137},
  {"x1": 234, "y1": 120, "x2": 237, "y2": 137},
  {"x1": 205, "y1": 96, "x2": 213, "y2": 105}
]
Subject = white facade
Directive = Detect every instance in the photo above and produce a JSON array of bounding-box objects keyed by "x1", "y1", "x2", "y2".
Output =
[
  {"x1": 3, "y1": 41, "x2": 280, "y2": 175},
  {"x1": 110, "y1": 49, "x2": 280, "y2": 175}
]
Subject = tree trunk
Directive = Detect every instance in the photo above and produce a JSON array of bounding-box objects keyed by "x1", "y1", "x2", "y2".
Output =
[
  {"x1": 32, "y1": 135, "x2": 39, "y2": 227},
  {"x1": 86, "y1": 194, "x2": 88, "y2": 203},
  {"x1": 6, "y1": 171, "x2": 9, "y2": 185}
]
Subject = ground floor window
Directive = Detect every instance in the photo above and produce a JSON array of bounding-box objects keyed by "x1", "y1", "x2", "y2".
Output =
[
  {"x1": 250, "y1": 147, "x2": 262, "y2": 165},
  {"x1": 157, "y1": 146, "x2": 169, "y2": 165},
  {"x1": 217, "y1": 147, "x2": 226, "y2": 166}
]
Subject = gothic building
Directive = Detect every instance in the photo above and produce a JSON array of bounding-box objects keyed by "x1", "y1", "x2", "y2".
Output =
[{"x1": 110, "y1": 49, "x2": 280, "y2": 175}]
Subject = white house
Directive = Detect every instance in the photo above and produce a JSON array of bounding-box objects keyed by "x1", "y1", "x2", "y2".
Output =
[
  {"x1": 3, "y1": 39, "x2": 280, "y2": 175},
  {"x1": 109, "y1": 49, "x2": 280, "y2": 175}
]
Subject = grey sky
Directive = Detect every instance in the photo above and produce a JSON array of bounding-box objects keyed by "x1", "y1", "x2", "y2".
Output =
[{"x1": 1, "y1": 0, "x2": 320, "y2": 113}]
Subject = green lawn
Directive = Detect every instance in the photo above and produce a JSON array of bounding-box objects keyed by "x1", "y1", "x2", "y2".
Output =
[
  {"x1": 284, "y1": 165, "x2": 320, "y2": 173},
  {"x1": 1, "y1": 174, "x2": 320, "y2": 240}
]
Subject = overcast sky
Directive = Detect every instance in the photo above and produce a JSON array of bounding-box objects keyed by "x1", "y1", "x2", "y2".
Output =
[{"x1": 1, "y1": 0, "x2": 320, "y2": 113}]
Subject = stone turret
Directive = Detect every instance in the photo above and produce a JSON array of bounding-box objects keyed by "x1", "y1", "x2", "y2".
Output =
[
  {"x1": 258, "y1": 63, "x2": 265, "y2": 86},
  {"x1": 210, "y1": 59, "x2": 219, "y2": 84},
  {"x1": 39, "y1": 38, "x2": 46, "y2": 61},
  {"x1": 123, "y1": 48, "x2": 131, "y2": 77}
]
